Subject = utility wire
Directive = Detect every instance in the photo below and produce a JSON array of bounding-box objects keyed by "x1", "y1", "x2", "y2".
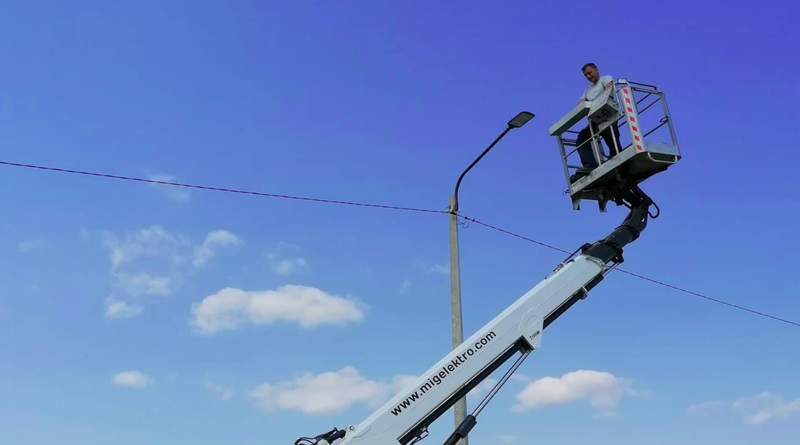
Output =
[
  {"x1": 2, "y1": 159, "x2": 798, "y2": 329},
  {"x1": 463, "y1": 215, "x2": 800, "y2": 328},
  {"x1": 0, "y1": 161, "x2": 447, "y2": 215},
  {"x1": 614, "y1": 269, "x2": 800, "y2": 328},
  {"x1": 460, "y1": 216, "x2": 572, "y2": 254}
]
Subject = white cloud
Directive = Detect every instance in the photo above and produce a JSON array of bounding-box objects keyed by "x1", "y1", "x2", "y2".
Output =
[
  {"x1": 265, "y1": 242, "x2": 307, "y2": 276},
  {"x1": 115, "y1": 272, "x2": 173, "y2": 297},
  {"x1": 686, "y1": 400, "x2": 722, "y2": 416},
  {"x1": 190, "y1": 285, "x2": 366, "y2": 335},
  {"x1": 392, "y1": 374, "x2": 420, "y2": 393},
  {"x1": 193, "y1": 230, "x2": 242, "y2": 267},
  {"x1": 112, "y1": 371, "x2": 151, "y2": 388},
  {"x1": 97, "y1": 225, "x2": 241, "y2": 319},
  {"x1": 104, "y1": 297, "x2": 143, "y2": 319},
  {"x1": 430, "y1": 263, "x2": 449, "y2": 275},
  {"x1": 18, "y1": 239, "x2": 45, "y2": 253},
  {"x1": 101, "y1": 225, "x2": 183, "y2": 271},
  {"x1": 205, "y1": 380, "x2": 234, "y2": 401},
  {"x1": 733, "y1": 392, "x2": 800, "y2": 425},
  {"x1": 499, "y1": 435, "x2": 516, "y2": 444},
  {"x1": 147, "y1": 173, "x2": 191, "y2": 202},
  {"x1": 267, "y1": 254, "x2": 307, "y2": 276},
  {"x1": 512, "y1": 370, "x2": 649, "y2": 416},
  {"x1": 101, "y1": 225, "x2": 238, "y2": 273},
  {"x1": 413, "y1": 261, "x2": 450, "y2": 276},
  {"x1": 248, "y1": 367, "x2": 415, "y2": 415},
  {"x1": 510, "y1": 373, "x2": 532, "y2": 384}
]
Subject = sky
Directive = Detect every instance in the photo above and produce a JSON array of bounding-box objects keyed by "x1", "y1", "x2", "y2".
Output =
[{"x1": 1, "y1": 1, "x2": 799, "y2": 444}]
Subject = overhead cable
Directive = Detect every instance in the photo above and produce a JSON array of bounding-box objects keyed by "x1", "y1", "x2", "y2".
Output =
[{"x1": 2, "y1": 159, "x2": 797, "y2": 329}]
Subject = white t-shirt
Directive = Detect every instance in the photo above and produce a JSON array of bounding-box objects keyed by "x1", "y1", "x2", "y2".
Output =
[{"x1": 581, "y1": 75, "x2": 614, "y2": 101}]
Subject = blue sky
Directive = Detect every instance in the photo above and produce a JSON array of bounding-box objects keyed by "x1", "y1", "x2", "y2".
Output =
[{"x1": 1, "y1": 1, "x2": 799, "y2": 444}]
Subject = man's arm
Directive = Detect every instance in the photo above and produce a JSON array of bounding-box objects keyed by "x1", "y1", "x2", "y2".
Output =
[{"x1": 603, "y1": 76, "x2": 614, "y2": 97}]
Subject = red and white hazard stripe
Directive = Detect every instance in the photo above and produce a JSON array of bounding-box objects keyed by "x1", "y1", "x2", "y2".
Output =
[{"x1": 621, "y1": 87, "x2": 644, "y2": 151}]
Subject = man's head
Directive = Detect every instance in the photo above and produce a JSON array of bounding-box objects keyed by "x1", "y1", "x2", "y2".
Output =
[{"x1": 582, "y1": 63, "x2": 599, "y2": 83}]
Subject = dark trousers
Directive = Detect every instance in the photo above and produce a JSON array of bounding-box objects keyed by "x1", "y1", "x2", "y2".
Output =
[{"x1": 576, "y1": 121, "x2": 622, "y2": 169}]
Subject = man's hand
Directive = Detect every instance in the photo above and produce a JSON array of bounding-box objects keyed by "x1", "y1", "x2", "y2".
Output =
[{"x1": 604, "y1": 81, "x2": 614, "y2": 96}]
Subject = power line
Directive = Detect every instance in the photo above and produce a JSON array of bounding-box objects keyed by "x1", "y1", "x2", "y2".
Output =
[
  {"x1": 0, "y1": 161, "x2": 447, "y2": 215},
  {"x1": 614, "y1": 269, "x2": 800, "y2": 328},
  {"x1": 2, "y1": 159, "x2": 798, "y2": 329},
  {"x1": 463, "y1": 215, "x2": 800, "y2": 328},
  {"x1": 460, "y1": 215, "x2": 572, "y2": 254}
]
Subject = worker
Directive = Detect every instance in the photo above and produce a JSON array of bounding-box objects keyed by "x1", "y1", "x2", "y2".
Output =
[{"x1": 573, "y1": 63, "x2": 622, "y2": 179}]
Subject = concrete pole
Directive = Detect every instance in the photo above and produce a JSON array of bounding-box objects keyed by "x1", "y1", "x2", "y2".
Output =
[{"x1": 447, "y1": 195, "x2": 468, "y2": 445}]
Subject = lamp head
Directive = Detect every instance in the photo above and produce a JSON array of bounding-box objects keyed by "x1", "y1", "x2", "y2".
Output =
[{"x1": 508, "y1": 111, "x2": 535, "y2": 128}]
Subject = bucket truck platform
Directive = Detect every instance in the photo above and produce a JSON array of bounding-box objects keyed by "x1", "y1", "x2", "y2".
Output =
[{"x1": 548, "y1": 79, "x2": 681, "y2": 212}]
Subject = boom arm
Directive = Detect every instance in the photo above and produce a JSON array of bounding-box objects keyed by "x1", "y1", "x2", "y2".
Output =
[{"x1": 297, "y1": 182, "x2": 654, "y2": 445}]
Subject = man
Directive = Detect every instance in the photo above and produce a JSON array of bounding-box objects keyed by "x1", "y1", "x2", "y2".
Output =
[{"x1": 573, "y1": 63, "x2": 622, "y2": 178}]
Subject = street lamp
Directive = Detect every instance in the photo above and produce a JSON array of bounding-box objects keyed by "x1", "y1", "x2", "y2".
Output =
[{"x1": 446, "y1": 111, "x2": 534, "y2": 445}]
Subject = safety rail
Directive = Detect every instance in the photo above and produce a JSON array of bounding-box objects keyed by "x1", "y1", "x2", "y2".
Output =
[{"x1": 549, "y1": 78, "x2": 681, "y2": 211}]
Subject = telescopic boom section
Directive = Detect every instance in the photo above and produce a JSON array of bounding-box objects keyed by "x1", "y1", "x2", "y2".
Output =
[{"x1": 297, "y1": 183, "x2": 655, "y2": 445}]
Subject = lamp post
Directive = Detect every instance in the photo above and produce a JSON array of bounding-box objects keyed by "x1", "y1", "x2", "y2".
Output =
[{"x1": 447, "y1": 111, "x2": 534, "y2": 445}]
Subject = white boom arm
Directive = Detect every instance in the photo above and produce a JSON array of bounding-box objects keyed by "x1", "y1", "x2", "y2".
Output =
[
  {"x1": 297, "y1": 182, "x2": 655, "y2": 445},
  {"x1": 344, "y1": 255, "x2": 603, "y2": 445}
]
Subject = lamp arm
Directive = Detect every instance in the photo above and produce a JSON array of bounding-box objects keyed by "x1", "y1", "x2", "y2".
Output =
[{"x1": 452, "y1": 125, "x2": 512, "y2": 212}]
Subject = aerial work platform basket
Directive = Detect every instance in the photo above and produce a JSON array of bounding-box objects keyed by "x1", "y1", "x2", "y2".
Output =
[{"x1": 548, "y1": 79, "x2": 681, "y2": 211}]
